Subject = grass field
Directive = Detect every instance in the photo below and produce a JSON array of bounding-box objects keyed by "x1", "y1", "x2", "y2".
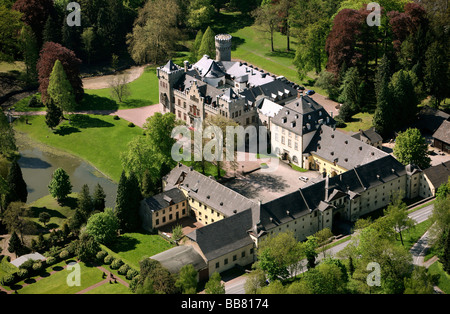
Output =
[
  {"x1": 14, "y1": 114, "x2": 143, "y2": 182},
  {"x1": 428, "y1": 261, "x2": 450, "y2": 294},
  {"x1": 18, "y1": 260, "x2": 104, "y2": 294},
  {"x1": 82, "y1": 66, "x2": 160, "y2": 110},
  {"x1": 105, "y1": 232, "x2": 175, "y2": 270},
  {"x1": 339, "y1": 112, "x2": 374, "y2": 133}
]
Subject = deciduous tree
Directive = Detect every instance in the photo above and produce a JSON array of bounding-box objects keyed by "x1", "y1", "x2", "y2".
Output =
[
  {"x1": 393, "y1": 128, "x2": 430, "y2": 170},
  {"x1": 48, "y1": 167, "x2": 72, "y2": 203}
]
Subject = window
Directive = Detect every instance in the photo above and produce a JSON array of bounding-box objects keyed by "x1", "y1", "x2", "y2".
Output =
[
  {"x1": 216, "y1": 262, "x2": 219, "y2": 269},
  {"x1": 241, "y1": 251, "x2": 246, "y2": 258},
  {"x1": 288, "y1": 139, "x2": 292, "y2": 148},
  {"x1": 275, "y1": 133, "x2": 279, "y2": 142},
  {"x1": 281, "y1": 136, "x2": 285, "y2": 144},
  {"x1": 224, "y1": 258, "x2": 228, "y2": 265},
  {"x1": 294, "y1": 142, "x2": 298, "y2": 150},
  {"x1": 169, "y1": 214, "x2": 173, "y2": 220},
  {"x1": 233, "y1": 255, "x2": 237, "y2": 261},
  {"x1": 155, "y1": 219, "x2": 159, "y2": 225}
]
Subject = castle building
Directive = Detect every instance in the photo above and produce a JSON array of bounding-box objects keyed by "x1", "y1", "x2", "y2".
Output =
[{"x1": 157, "y1": 34, "x2": 302, "y2": 128}]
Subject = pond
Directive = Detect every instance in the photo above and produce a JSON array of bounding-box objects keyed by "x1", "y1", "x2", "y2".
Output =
[{"x1": 16, "y1": 134, "x2": 118, "y2": 208}]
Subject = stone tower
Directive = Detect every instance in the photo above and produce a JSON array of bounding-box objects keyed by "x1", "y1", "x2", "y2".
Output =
[{"x1": 215, "y1": 34, "x2": 232, "y2": 62}]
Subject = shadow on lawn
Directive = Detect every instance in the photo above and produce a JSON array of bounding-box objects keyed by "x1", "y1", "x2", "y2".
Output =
[
  {"x1": 78, "y1": 94, "x2": 119, "y2": 111},
  {"x1": 109, "y1": 235, "x2": 140, "y2": 253}
]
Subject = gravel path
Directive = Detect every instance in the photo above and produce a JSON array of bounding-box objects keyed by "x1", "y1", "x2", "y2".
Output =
[{"x1": 82, "y1": 65, "x2": 146, "y2": 90}]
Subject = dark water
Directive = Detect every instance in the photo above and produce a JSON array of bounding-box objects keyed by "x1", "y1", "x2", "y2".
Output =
[{"x1": 17, "y1": 139, "x2": 118, "y2": 208}]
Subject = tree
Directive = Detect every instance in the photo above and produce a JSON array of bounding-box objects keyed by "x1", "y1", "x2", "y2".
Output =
[
  {"x1": 115, "y1": 171, "x2": 142, "y2": 232},
  {"x1": 85, "y1": 208, "x2": 119, "y2": 245},
  {"x1": 78, "y1": 184, "x2": 93, "y2": 219},
  {"x1": 42, "y1": 13, "x2": 60, "y2": 44},
  {"x1": 75, "y1": 233, "x2": 101, "y2": 263},
  {"x1": 47, "y1": 59, "x2": 77, "y2": 116},
  {"x1": 197, "y1": 26, "x2": 216, "y2": 59},
  {"x1": 0, "y1": 110, "x2": 17, "y2": 158},
  {"x1": 3, "y1": 202, "x2": 33, "y2": 244},
  {"x1": 314, "y1": 70, "x2": 340, "y2": 100},
  {"x1": 48, "y1": 168, "x2": 72, "y2": 203},
  {"x1": 45, "y1": 98, "x2": 63, "y2": 130},
  {"x1": 424, "y1": 41, "x2": 450, "y2": 108},
  {"x1": 186, "y1": 0, "x2": 215, "y2": 30},
  {"x1": 5, "y1": 160, "x2": 28, "y2": 206},
  {"x1": 109, "y1": 74, "x2": 131, "y2": 103},
  {"x1": 384, "y1": 192, "x2": 414, "y2": 246},
  {"x1": 404, "y1": 266, "x2": 437, "y2": 294},
  {"x1": 189, "y1": 29, "x2": 203, "y2": 63},
  {"x1": 389, "y1": 70, "x2": 418, "y2": 128},
  {"x1": 127, "y1": 0, "x2": 181, "y2": 64},
  {"x1": 38, "y1": 212, "x2": 51, "y2": 227},
  {"x1": 205, "y1": 272, "x2": 225, "y2": 294},
  {"x1": 314, "y1": 227, "x2": 333, "y2": 258},
  {"x1": 12, "y1": 0, "x2": 54, "y2": 44},
  {"x1": 8, "y1": 231, "x2": 23, "y2": 257},
  {"x1": 244, "y1": 268, "x2": 267, "y2": 294},
  {"x1": 339, "y1": 67, "x2": 361, "y2": 112},
  {"x1": 304, "y1": 235, "x2": 318, "y2": 269},
  {"x1": 393, "y1": 128, "x2": 431, "y2": 170},
  {"x1": 175, "y1": 264, "x2": 198, "y2": 294},
  {"x1": 81, "y1": 27, "x2": 95, "y2": 65},
  {"x1": 37, "y1": 41, "x2": 83, "y2": 104},
  {"x1": 92, "y1": 183, "x2": 106, "y2": 212},
  {"x1": 252, "y1": 2, "x2": 279, "y2": 52},
  {"x1": 0, "y1": 3, "x2": 23, "y2": 62}
]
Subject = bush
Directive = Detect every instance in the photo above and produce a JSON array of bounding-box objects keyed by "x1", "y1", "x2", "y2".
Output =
[
  {"x1": 17, "y1": 268, "x2": 28, "y2": 279},
  {"x1": 96, "y1": 250, "x2": 108, "y2": 262},
  {"x1": 19, "y1": 259, "x2": 34, "y2": 271},
  {"x1": 28, "y1": 95, "x2": 44, "y2": 108},
  {"x1": 60, "y1": 249, "x2": 70, "y2": 260},
  {"x1": 126, "y1": 268, "x2": 139, "y2": 280},
  {"x1": 46, "y1": 256, "x2": 57, "y2": 266},
  {"x1": 110, "y1": 258, "x2": 123, "y2": 270},
  {"x1": 32, "y1": 261, "x2": 43, "y2": 272},
  {"x1": 1, "y1": 273, "x2": 16, "y2": 286},
  {"x1": 118, "y1": 264, "x2": 130, "y2": 275},
  {"x1": 104, "y1": 255, "x2": 114, "y2": 265},
  {"x1": 128, "y1": 122, "x2": 135, "y2": 128},
  {"x1": 113, "y1": 115, "x2": 120, "y2": 120}
]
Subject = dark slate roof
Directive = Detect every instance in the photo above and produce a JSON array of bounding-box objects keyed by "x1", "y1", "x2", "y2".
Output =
[
  {"x1": 164, "y1": 164, "x2": 256, "y2": 217},
  {"x1": 423, "y1": 160, "x2": 450, "y2": 189},
  {"x1": 150, "y1": 246, "x2": 207, "y2": 273},
  {"x1": 351, "y1": 127, "x2": 383, "y2": 144},
  {"x1": 143, "y1": 188, "x2": 186, "y2": 212},
  {"x1": 433, "y1": 120, "x2": 450, "y2": 144},
  {"x1": 304, "y1": 125, "x2": 388, "y2": 170},
  {"x1": 162, "y1": 60, "x2": 179, "y2": 72},
  {"x1": 415, "y1": 106, "x2": 450, "y2": 133},
  {"x1": 204, "y1": 61, "x2": 226, "y2": 78},
  {"x1": 239, "y1": 79, "x2": 298, "y2": 105},
  {"x1": 221, "y1": 88, "x2": 239, "y2": 101},
  {"x1": 271, "y1": 95, "x2": 335, "y2": 135},
  {"x1": 251, "y1": 155, "x2": 406, "y2": 234},
  {"x1": 186, "y1": 208, "x2": 254, "y2": 261}
]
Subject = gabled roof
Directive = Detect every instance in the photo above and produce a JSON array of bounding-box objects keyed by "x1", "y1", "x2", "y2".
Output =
[
  {"x1": 204, "y1": 61, "x2": 226, "y2": 78},
  {"x1": 142, "y1": 188, "x2": 186, "y2": 212},
  {"x1": 239, "y1": 79, "x2": 297, "y2": 105},
  {"x1": 423, "y1": 160, "x2": 450, "y2": 189},
  {"x1": 304, "y1": 125, "x2": 387, "y2": 170},
  {"x1": 164, "y1": 164, "x2": 256, "y2": 217},
  {"x1": 186, "y1": 209, "x2": 254, "y2": 261},
  {"x1": 162, "y1": 60, "x2": 179, "y2": 72},
  {"x1": 433, "y1": 120, "x2": 450, "y2": 144},
  {"x1": 351, "y1": 127, "x2": 383, "y2": 144}
]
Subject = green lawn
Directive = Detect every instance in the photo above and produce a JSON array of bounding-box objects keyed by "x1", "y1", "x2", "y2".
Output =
[
  {"x1": 82, "y1": 66, "x2": 160, "y2": 111},
  {"x1": 84, "y1": 281, "x2": 132, "y2": 294},
  {"x1": 339, "y1": 112, "x2": 374, "y2": 133},
  {"x1": 428, "y1": 261, "x2": 450, "y2": 294},
  {"x1": 394, "y1": 220, "x2": 432, "y2": 250},
  {"x1": 18, "y1": 260, "x2": 104, "y2": 294},
  {"x1": 105, "y1": 232, "x2": 175, "y2": 270},
  {"x1": 0, "y1": 256, "x2": 19, "y2": 284},
  {"x1": 27, "y1": 194, "x2": 78, "y2": 230},
  {"x1": 13, "y1": 114, "x2": 143, "y2": 182}
]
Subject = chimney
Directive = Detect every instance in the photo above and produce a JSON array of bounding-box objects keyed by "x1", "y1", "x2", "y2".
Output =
[
  {"x1": 325, "y1": 175, "x2": 330, "y2": 200},
  {"x1": 184, "y1": 60, "x2": 189, "y2": 72}
]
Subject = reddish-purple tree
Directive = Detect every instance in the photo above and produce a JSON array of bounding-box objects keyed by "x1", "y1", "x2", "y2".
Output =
[
  {"x1": 325, "y1": 9, "x2": 363, "y2": 75},
  {"x1": 37, "y1": 42, "x2": 84, "y2": 104},
  {"x1": 12, "y1": 0, "x2": 54, "y2": 43}
]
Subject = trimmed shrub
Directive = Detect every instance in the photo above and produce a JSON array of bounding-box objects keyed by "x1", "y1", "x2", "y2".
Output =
[
  {"x1": 110, "y1": 258, "x2": 123, "y2": 270},
  {"x1": 46, "y1": 256, "x2": 57, "y2": 266},
  {"x1": 19, "y1": 259, "x2": 34, "y2": 271},
  {"x1": 28, "y1": 95, "x2": 44, "y2": 108},
  {"x1": 60, "y1": 249, "x2": 70, "y2": 259},
  {"x1": 104, "y1": 255, "x2": 114, "y2": 265},
  {"x1": 32, "y1": 261, "x2": 43, "y2": 272},
  {"x1": 96, "y1": 250, "x2": 108, "y2": 262},
  {"x1": 126, "y1": 268, "x2": 139, "y2": 280},
  {"x1": 128, "y1": 122, "x2": 135, "y2": 128},
  {"x1": 118, "y1": 264, "x2": 130, "y2": 275},
  {"x1": 113, "y1": 115, "x2": 120, "y2": 120},
  {"x1": 1, "y1": 274, "x2": 16, "y2": 286},
  {"x1": 17, "y1": 268, "x2": 28, "y2": 279}
]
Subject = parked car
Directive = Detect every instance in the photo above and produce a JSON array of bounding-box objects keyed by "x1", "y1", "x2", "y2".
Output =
[
  {"x1": 306, "y1": 90, "x2": 315, "y2": 95},
  {"x1": 299, "y1": 176, "x2": 309, "y2": 182}
]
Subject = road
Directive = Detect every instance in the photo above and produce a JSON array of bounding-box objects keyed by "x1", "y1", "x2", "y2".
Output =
[{"x1": 224, "y1": 203, "x2": 435, "y2": 294}]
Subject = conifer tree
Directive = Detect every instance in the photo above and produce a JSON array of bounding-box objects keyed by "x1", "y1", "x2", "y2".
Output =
[
  {"x1": 5, "y1": 160, "x2": 28, "y2": 206},
  {"x1": 48, "y1": 168, "x2": 72, "y2": 203},
  {"x1": 78, "y1": 184, "x2": 93, "y2": 220},
  {"x1": 47, "y1": 59, "x2": 77, "y2": 118},
  {"x1": 373, "y1": 76, "x2": 394, "y2": 137},
  {"x1": 8, "y1": 231, "x2": 23, "y2": 257},
  {"x1": 45, "y1": 98, "x2": 63, "y2": 130},
  {"x1": 92, "y1": 183, "x2": 106, "y2": 212},
  {"x1": 198, "y1": 26, "x2": 216, "y2": 59},
  {"x1": 115, "y1": 170, "x2": 142, "y2": 232},
  {"x1": 189, "y1": 29, "x2": 203, "y2": 63}
]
